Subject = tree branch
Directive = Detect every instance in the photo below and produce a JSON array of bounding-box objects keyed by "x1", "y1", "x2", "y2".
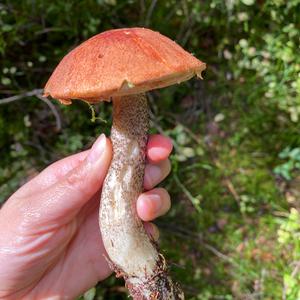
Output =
[
  {"x1": 0, "y1": 89, "x2": 62, "y2": 132},
  {"x1": 0, "y1": 89, "x2": 43, "y2": 104},
  {"x1": 36, "y1": 95, "x2": 62, "y2": 132}
]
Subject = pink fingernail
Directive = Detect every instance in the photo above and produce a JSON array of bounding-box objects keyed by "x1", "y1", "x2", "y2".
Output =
[
  {"x1": 87, "y1": 134, "x2": 106, "y2": 163},
  {"x1": 148, "y1": 194, "x2": 163, "y2": 215}
]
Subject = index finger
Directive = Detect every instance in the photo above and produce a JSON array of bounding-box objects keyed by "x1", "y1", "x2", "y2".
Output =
[{"x1": 13, "y1": 134, "x2": 172, "y2": 199}]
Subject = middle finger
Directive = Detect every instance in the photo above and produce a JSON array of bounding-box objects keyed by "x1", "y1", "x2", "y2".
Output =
[{"x1": 144, "y1": 159, "x2": 171, "y2": 190}]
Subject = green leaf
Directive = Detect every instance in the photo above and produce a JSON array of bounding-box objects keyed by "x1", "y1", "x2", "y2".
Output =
[{"x1": 241, "y1": 0, "x2": 255, "y2": 6}]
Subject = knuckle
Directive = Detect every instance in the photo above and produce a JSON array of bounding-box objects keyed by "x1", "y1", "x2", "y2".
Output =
[{"x1": 64, "y1": 164, "x2": 90, "y2": 195}]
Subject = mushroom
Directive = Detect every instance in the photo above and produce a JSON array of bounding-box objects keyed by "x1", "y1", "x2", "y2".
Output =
[{"x1": 44, "y1": 28, "x2": 206, "y2": 300}]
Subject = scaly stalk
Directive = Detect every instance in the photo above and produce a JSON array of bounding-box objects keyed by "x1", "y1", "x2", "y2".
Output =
[{"x1": 99, "y1": 94, "x2": 184, "y2": 299}]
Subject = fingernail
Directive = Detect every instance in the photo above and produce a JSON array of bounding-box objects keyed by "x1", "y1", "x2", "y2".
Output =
[
  {"x1": 145, "y1": 165, "x2": 162, "y2": 188},
  {"x1": 148, "y1": 194, "x2": 163, "y2": 215},
  {"x1": 87, "y1": 134, "x2": 106, "y2": 163}
]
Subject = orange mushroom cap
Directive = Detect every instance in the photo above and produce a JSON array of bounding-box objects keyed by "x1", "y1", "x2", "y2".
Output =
[{"x1": 44, "y1": 28, "x2": 206, "y2": 104}]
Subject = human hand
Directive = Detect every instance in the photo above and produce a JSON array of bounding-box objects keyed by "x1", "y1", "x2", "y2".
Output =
[{"x1": 0, "y1": 134, "x2": 173, "y2": 299}]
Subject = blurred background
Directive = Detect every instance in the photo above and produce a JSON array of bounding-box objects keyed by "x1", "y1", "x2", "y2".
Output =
[{"x1": 0, "y1": 0, "x2": 299, "y2": 299}]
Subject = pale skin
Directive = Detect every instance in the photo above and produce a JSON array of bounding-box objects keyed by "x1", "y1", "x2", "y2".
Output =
[{"x1": 0, "y1": 134, "x2": 173, "y2": 300}]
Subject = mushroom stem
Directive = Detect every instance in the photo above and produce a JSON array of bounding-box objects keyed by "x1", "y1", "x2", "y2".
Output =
[{"x1": 100, "y1": 94, "x2": 184, "y2": 299}]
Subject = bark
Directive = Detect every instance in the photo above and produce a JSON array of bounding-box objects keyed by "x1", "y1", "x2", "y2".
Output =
[{"x1": 99, "y1": 94, "x2": 184, "y2": 299}]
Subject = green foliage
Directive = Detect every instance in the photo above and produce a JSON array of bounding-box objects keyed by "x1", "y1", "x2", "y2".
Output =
[
  {"x1": 274, "y1": 147, "x2": 300, "y2": 180},
  {"x1": 277, "y1": 208, "x2": 300, "y2": 299},
  {"x1": 222, "y1": 0, "x2": 300, "y2": 121},
  {"x1": 1, "y1": 0, "x2": 300, "y2": 299}
]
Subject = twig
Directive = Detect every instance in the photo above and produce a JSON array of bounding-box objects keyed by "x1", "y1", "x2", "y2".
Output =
[
  {"x1": 0, "y1": 89, "x2": 43, "y2": 104},
  {"x1": 210, "y1": 153, "x2": 241, "y2": 206},
  {"x1": 144, "y1": 0, "x2": 157, "y2": 27},
  {"x1": 291, "y1": 261, "x2": 300, "y2": 278},
  {"x1": 179, "y1": 1, "x2": 196, "y2": 47},
  {"x1": 160, "y1": 222, "x2": 261, "y2": 281},
  {"x1": 158, "y1": 222, "x2": 235, "y2": 266},
  {"x1": 139, "y1": 0, "x2": 146, "y2": 25},
  {"x1": 36, "y1": 95, "x2": 62, "y2": 131},
  {"x1": 164, "y1": 1, "x2": 180, "y2": 23},
  {"x1": 176, "y1": 0, "x2": 195, "y2": 46},
  {"x1": 34, "y1": 27, "x2": 64, "y2": 36},
  {"x1": 282, "y1": 280, "x2": 287, "y2": 300},
  {"x1": 0, "y1": 89, "x2": 62, "y2": 132},
  {"x1": 273, "y1": 211, "x2": 290, "y2": 217},
  {"x1": 202, "y1": 242, "x2": 234, "y2": 264},
  {"x1": 224, "y1": 178, "x2": 240, "y2": 203},
  {"x1": 174, "y1": 173, "x2": 202, "y2": 213}
]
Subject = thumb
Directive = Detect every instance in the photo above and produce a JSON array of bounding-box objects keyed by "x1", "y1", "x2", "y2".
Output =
[{"x1": 21, "y1": 134, "x2": 112, "y2": 226}]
